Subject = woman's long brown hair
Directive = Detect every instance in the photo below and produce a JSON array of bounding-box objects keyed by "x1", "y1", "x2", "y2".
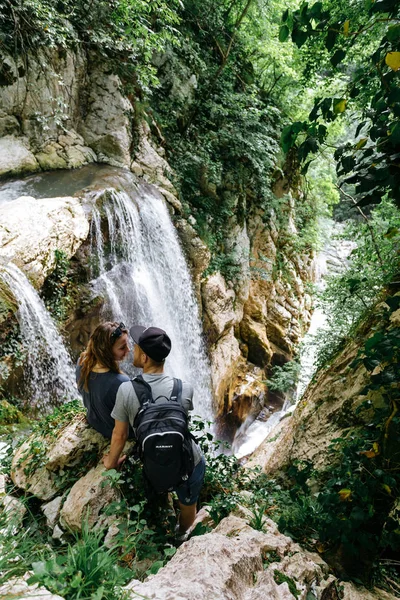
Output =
[{"x1": 78, "y1": 322, "x2": 128, "y2": 392}]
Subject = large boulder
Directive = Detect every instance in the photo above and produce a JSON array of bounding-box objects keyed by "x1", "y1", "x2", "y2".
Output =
[
  {"x1": 0, "y1": 136, "x2": 39, "y2": 177},
  {"x1": 59, "y1": 462, "x2": 120, "y2": 531},
  {"x1": 11, "y1": 414, "x2": 108, "y2": 501},
  {"x1": 0, "y1": 195, "x2": 89, "y2": 287},
  {"x1": 124, "y1": 515, "x2": 333, "y2": 600}
]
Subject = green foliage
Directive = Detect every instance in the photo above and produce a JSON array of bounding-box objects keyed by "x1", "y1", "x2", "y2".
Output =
[
  {"x1": 278, "y1": 0, "x2": 400, "y2": 209},
  {"x1": 274, "y1": 570, "x2": 300, "y2": 598},
  {"x1": 0, "y1": 399, "x2": 25, "y2": 425},
  {"x1": 95, "y1": 498, "x2": 172, "y2": 579},
  {"x1": 276, "y1": 295, "x2": 400, "y2": 585},
  {"x1": 0, "y1": 322, "x2": 25, "y2": 380},
  {"x1": 29, "y1": 399, "x2": 84, "y2": 437},
  {"x1": 27, "y1": 521, "x2": 133, "y2": 600},
  {"x1": 0, "y1": 500, "x2": 52, "y2": 585},
  {"x1": 248, "y1": 502, "x2": 270, "y2": 531},
  {"x1": 311, "y1": 198, "x2": 400, "y2": 370},
  {"x1": 151, "y1": 1, "x2": 286, "y2": 281},
  {"x1": 266, "y1": 359, "x2": 301, "y2": 393},
  {"x1": 261, "y1": 549, "x2": 281, "y2": 567},
  {"x1": 101, "y1": 459, "x2": 180, "y2": 575},
  {"x1": 191, "y1": 416, "x2": 253, "y2": 523},
  {"x1": 41, "y1": 250, "x2": 71, "y2": 322}
]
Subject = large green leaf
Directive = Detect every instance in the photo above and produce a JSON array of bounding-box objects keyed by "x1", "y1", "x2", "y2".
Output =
[
  {"x1": 387, "y1": 24, "x2": 400, "y2": 42},
  {"x1": 292, "y1": 27, "x2": 308, "y2": 48},
  {"x1": 389, "y1": 121, "x2": 400, "y2": 144},
  {"x1": 281, "y1": 124, "x2": 296, "y2": 152},
  {"x1": 279, "y1": 25, "x2": 290, "y2": 42},
  {"x1": 325, "y1": 28, "x2": 338, "y2": 51},
  {"x1": 331, "y1": 48, "x2": 346, "y2": 67}
]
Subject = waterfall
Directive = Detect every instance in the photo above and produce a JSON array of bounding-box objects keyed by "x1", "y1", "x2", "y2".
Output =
[
  {"x1": 90, "y1": 185, "x2": 212, "y2": 419},
  {"x1": 0, "y1": 263, "x2": 76, "y2": 409}
]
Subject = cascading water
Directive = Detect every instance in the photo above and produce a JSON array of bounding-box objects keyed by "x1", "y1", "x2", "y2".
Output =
[
  {"x1": 90, "y1": 184, "x2": 213, "y2": 419},
  {"x1": 0, "y1": 263, "x2": 76, "y2": 409}
]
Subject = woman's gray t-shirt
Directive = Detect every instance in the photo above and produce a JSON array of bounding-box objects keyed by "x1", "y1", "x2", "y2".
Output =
[
  {"x1": 76, "y1": 365, "x2": 130, "y2": 439},
  {"x1": 111, "y1": 373, "x2": 202, "y2": 465}
]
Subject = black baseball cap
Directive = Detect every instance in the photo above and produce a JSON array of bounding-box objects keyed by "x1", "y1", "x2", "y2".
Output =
[{"x1": 130, "y1": 325, "x2": 172, "y2": 362}]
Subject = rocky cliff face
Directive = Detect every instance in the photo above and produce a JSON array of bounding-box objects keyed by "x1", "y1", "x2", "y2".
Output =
[
  {"x1": 246, "y1": 292, "x2": 400, "y2": 475},
  {"x1": 205, "y1": 190, "x2": 314, "y2": 433},
  {"x1": 0, "y1": 48, "x2": 131, "y2": 174},
  {"x1": 0, "y1": 46, "x2": 314, "y2": 429}
]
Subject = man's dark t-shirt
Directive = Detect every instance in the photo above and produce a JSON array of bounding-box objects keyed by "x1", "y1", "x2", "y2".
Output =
[{"x1": 76, "y1": 364, "x2": 130, "y2": 438}]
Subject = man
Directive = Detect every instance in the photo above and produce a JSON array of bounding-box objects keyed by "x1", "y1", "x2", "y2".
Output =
[{"x1": 103, "y1": 325, "x2": 205, "y2": 540}]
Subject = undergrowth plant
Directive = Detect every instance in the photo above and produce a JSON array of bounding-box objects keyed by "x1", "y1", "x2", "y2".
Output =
[
  {"x1": 0, "y1": 496, "x2": 53, "y2": 585},
  {"x1": 27, "y1": 520, "x2": 133, "y2": 600}
]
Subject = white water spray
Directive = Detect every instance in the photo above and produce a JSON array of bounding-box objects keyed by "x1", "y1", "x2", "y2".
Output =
[
  {"x1": 90, "y1": 185, "x2": 212, "y2": 419},
  {"x1": 0, "y1": 263, "x2": 76, "y2": 409}
]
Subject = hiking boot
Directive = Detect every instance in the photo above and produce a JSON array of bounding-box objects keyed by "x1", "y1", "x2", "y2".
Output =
[{"x1": 174, "y1": 524, "x2": 189, "y2": 545}]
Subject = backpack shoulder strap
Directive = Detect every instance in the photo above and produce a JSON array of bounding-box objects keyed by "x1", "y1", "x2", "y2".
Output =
[
  {"x1": 131, "y1": 375, "x2": 153, "y2": 407},
  {"x1": 170, "y1": 378, "x2": 182, "y2": 403}
]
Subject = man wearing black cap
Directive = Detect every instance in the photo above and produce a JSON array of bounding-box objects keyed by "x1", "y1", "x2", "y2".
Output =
[{"x1": 103, "y1": 325, "x2": 205, "y2": 541}]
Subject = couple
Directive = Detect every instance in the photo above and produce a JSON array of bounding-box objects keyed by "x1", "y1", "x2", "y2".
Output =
[{"x1": 76, "y1": 321, "x2": 205, "y2": 539}]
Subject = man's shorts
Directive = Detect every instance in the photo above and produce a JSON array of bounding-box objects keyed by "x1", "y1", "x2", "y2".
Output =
[{"x1": 175, "y1": 456, "x2": 206, "y2": 506}]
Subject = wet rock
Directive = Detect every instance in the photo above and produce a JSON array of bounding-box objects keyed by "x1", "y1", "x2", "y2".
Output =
[
  {"x1": 0, "y1": 195, "x2": 89, "y2": 288},
  {"x1": 0, "y1": 135, "x2": 39, "y2": 177},
  {"x1": 35, "y1": 144, "x2": 68, "y2": 170},
  {"x1": 155, "y1": 188, "x2": 182, "y2": 214}
]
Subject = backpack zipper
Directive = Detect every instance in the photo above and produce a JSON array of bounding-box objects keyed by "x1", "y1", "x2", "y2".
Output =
[
  {"x1": 137, "y1": 416, "x2": 187, "y2": 434},
  {"x1": 142, "y1": 431, "x2": 184, "y2": 451}
]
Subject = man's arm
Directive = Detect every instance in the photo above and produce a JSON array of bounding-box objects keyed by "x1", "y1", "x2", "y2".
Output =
[{"x1": 103, "y1": 420, "x2": 129, "y2": 469}]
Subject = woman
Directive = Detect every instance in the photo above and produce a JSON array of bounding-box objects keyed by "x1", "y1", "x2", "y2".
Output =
[{"x1": 76, "y1": 321, "x2": 130, "y2": 438}]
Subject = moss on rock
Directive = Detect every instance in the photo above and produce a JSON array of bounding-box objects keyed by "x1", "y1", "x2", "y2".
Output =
[{"x1": 0, "y1": 279, "x2": 18, "y2": 325}]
